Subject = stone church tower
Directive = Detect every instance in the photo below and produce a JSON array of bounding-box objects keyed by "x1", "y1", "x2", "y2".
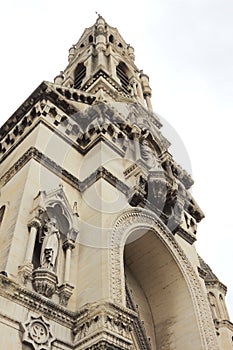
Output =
[{"x1": 0, "y1": 15, "x2": 232, "y2": 350}]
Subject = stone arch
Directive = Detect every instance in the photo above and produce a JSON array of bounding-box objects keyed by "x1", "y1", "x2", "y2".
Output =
[
  {"x1": 45, "y1": 200, "x2": 71, "y2": 237},
  {"x1": 110, "y1": 208, "x2": 219, "y2": 350}
]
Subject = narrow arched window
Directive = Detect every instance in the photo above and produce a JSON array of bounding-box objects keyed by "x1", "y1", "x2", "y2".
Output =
[
  {"x1": 0, "y1": 205, "x2": 6, "y2": 230},
  {"x1": 219, "y1": 294, "x2": 228, "y2": 319},
  {"x1": 74, "y1": 63, "x2": 86, "y2": 89},
  {"x1": 208, "y1": 291, "x2": 221, "y2": 320},
  {"x1": 116, "y1": 62, "x2": 129, "y2": 91},
  {"x1": 109, "y1": 34, "x2": 114, "y2": 43}
]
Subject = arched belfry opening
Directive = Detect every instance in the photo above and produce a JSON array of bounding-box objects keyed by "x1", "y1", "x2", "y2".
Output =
[
  {"x1": 116, "y1": 61, "x2": 130, "y2": 91},
  {"x1": 74, "y1": 62, "x2": 86, "y2": 89}
]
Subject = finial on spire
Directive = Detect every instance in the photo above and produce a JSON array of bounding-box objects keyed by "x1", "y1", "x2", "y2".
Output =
[
  {"x1": 95, "y1": 13, "x2": 106, "y2": 33},
  {"x1": 95, "y1": 11, "x2": 102, "y2": 18}
]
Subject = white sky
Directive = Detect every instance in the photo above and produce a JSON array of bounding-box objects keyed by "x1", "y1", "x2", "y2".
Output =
[{"x1": 0, "y1": 1, "x2": 233, "y2": 318}]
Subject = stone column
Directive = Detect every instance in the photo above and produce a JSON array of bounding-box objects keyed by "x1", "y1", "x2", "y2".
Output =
[
  {"x1": 136, "y1": 81, "x2": 144, "y2": 101},
  {"x1": 140, "y1": 72, "x2": 153, "y2": 111},
  {"x1": 58, "y1": 239, "x2": 75, "y2": 306},
  {"x1": 18, "y1": 218, "x2": 41, "y2": 285},
  {"x1": 63, "y1": 239, "x2": 75, "y2": 283},
  {"x1": 25, "y1": 219, "x2": 41, "y2": 263},
  {"x1": 144, "y1": 93, "x2": 153, "y2": 111}
]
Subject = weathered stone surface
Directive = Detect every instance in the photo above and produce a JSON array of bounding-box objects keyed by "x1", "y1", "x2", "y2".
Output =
[{"x1": 0, "y1": 15, "x2": 232, "y2": 350}]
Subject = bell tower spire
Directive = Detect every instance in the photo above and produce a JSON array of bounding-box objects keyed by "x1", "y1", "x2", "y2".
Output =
[
  {"x1": 2, "y1": 16, "x2": 233, "y2": 350},
  {"x1": 54, "y1": 16, "x2": 153, "y2": 109}
]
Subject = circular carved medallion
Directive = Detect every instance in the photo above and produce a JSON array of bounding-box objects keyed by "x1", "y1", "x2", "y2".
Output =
[{"x1": 29, "y1": 321, "x2": 48, "y2": 344}]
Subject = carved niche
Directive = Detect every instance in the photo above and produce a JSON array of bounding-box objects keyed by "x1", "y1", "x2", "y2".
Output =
[{"x1": 30, "y1": 186, "x2": 79, "y2": 304}]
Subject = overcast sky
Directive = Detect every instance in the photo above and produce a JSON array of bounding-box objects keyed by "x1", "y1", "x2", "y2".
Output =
[{"x1": 0, "y1": 1, "x2": 233, "y2": 318}]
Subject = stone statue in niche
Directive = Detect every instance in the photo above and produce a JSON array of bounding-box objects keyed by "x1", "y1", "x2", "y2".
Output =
[
  {"x1": 140, "y1": 138, "x2": 161, "y2": 171},
  {"x1": 40, "y1": 218, "x2": 60, "y2": 271}
]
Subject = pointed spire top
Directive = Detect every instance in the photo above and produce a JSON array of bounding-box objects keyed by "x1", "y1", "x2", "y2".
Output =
[
  {"x1": 95, "y1": 12, "x2": 106, "y2": 33},
  {"x1": 95, "y1": 11, "x2": 102, "y2": 18}
]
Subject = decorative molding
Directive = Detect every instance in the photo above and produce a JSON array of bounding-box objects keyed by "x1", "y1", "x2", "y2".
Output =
[
  {"x1": 0, "y1": 310, "x2": 21, "y2": 329},
  {"x1": 0, "y1": 274, "x2": 74, "y2": 328},
  {"x1": 205, "y1": 280, "x2": 227, "y2": 294},
  {"x1": 73, "y1": 301, "x2": 135, "y2": 350},
  {"x1": 83, "y1": 69, "x2": 131, "y2": 98},
  {"x1": 0, "y1": 274, "x2": 137, "y2": 342},
  {"x1": 32, "y1": 269, "x2": 58, "y2": 298},
  {"x1": 0, "y1": 81, "x2": 95, "y2": 142},
  {"x1": 58, "y1": 283, "x2": 74, "y2": 307},
  {"x1": 18, "y1": 262, "x2": 34, "y2": 285},
  {"x1": 198, "y1": 266, "x2": 207, "y2": 280},
  {"x1": 21, "y1": 314, "x2": 56, "y2": 350},
  {"x1": 174, "y1": 225, "x2": 196, "y2": 244},
  {"x1": 110, "y1": 208, "x2": 219, "y2": 350},
  {"x1": 0, "y1": 147, "x2": 130, "y2": 196},
  {"x1": 216, "y1": 319, "x2": 233, "y2": 332}
]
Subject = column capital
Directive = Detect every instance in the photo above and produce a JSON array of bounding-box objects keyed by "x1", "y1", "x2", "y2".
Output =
[
  {"x1": 63, "y1": 239, "x2": 75, "y2": 251},
  {"x1": 28, "y1": 218, "x2": 41, "y2": 229}
]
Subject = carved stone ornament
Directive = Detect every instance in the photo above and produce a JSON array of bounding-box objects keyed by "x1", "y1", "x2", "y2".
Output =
[
  {"x1": 18, "y1": 262, "x2": 34, "y2": 285},
  {"x1": 21, "y1": 314, "x2": 55, "y2": 350},
  {"x1": 73, "y1": 302, "x2": 134, "y2": 350},
  {"x1": 32, "y1": 268, "x2": 58, "y2": 298},
  {"x1": 58, "y1": 283, "x2": 74, "y2": 306}
]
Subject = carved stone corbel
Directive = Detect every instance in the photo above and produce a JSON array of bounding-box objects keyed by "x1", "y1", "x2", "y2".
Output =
[
  {"x1": 166, "y1": 180, "x2": 186, "y2": 232},
  {"x1": 58, "y1": 283, "x2": 74, "y2": 307},
  {"x1": 32, "y1": 268, "x2": 58, "y2": 298},
  {"x1": 147, "y1": 171, "x2": 167, "y2": 212},
  {"x1": 128, "y1": 173, "x2": 147, "y2": 207}
]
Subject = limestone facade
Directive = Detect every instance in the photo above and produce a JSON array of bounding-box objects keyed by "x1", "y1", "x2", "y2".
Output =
[{"x1": 0, "y1": 15, "x2": 232, "y2": 349}]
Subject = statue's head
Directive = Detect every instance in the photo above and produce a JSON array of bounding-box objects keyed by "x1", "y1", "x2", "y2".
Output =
[
  {"x1": 50, "y1": 217, "x2": 57, "y2": 225},
  {"x1": 141, "y1": 139, "x2": 150, "y2": 147},
  {"x1": 44, "y1": 217, "x2": 58, "y2": 232}
]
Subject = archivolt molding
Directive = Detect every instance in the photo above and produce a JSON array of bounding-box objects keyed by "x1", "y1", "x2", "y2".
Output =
[{"x1": 110, "y1": 208, "x2": 219, "y2": 350}]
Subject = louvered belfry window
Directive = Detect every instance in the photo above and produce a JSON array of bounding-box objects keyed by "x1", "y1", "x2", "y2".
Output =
[
  {"x1": 116, "y1": 62, "x2": 129, "y2": 91},
  {"x1": 74, "y1": 63, "x2": 86, "y2": 89}
]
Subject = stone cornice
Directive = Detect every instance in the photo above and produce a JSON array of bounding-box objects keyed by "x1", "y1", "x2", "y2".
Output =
[
  {"x1": 197, "y1": 266, "x2": 207, "y2": 280},
  {"x1": 0, "y1": 274, "x2": 138, "y2": 337},
  {"x1": 205, "y1": 279, "x2": 227, "y2": 294},
  {"x1": 0, "y1": 274, "x2": 74, "y2": 328},
  {"x1": 0, "y1": 147, "x2": 130, "y2": 196},
  {"x1": 83, "y1": 68, "x2": 131, "y2": 98},
  {"x1": 0, "y1": 81, "x2": 96, "y2": 142},
  {"x1": 0, "y1": 146, "x2": 200, "y2": 246},
  {"x1": 174, "y1": 225, "x2": 196, "y2": 244},
  {"x1": 216, "y1": 319, "x2": 233, "y2": 332}
]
